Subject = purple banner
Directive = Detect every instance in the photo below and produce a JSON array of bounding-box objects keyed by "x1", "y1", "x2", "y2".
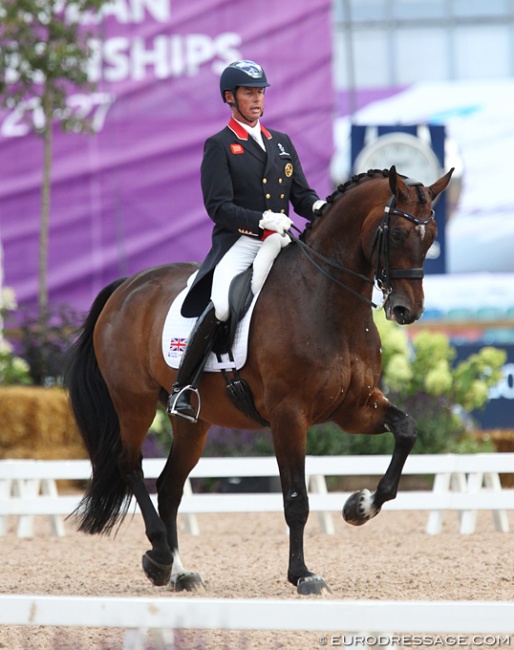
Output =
[{"x1": 0, "y1": 0, "x2": 334, "y2": 313}]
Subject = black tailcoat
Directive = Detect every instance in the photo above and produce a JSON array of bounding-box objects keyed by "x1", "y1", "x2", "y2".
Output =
[{"x1": 181, "y1": 117, "x2": 320, "y2": 317}]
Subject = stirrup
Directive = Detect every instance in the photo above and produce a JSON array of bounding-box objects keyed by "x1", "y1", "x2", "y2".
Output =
[{"x1": 166, "y1": 385, "x2": 201, "y2": 423}]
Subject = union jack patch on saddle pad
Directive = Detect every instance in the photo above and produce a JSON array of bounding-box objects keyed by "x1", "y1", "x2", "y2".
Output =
[{"x1": 169, "y1": 337, "x2": 187, "y2": 353}]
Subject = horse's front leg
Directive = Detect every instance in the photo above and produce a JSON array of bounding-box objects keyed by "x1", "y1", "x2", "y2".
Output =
[
  {"x1": 272, "y1": 415, "x2": 332, "y2": 596},
  {"x1": 341, "y1": 398, "x2": 417, "y2": 526}
]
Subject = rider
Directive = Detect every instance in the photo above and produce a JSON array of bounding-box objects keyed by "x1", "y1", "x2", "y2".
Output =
[{"x1": 167, "y1": 59, "x2": 326, "y2": 421}]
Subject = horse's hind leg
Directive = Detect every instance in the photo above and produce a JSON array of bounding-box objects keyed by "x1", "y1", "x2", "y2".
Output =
[
  {"x1": 124, "y1": 464, "x2": 173, "y2": 586},
  {"x1": 115, "y1": 399, "x2": 174, "y2": 587},
  {"x1": 155, "y1": 417, "x2": 210, "y2": 592}
]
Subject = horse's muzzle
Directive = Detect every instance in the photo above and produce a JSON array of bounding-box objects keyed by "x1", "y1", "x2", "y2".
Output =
[{"x1": 385, "y1": 298, "x2": 423, "y2": 325}]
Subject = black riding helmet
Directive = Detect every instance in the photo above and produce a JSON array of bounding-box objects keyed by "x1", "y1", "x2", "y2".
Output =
[{"x1": 220, "y1": 60, "x2": 270, "y2": 103}]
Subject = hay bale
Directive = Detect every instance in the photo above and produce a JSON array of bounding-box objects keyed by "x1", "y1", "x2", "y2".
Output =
[
  {"x1": 0, "y1": 386, "x2": 86, "y2": 460},
  {"x1": 476, "y1": 429, "x2": 514, "y2": 487},
  {"x1": 486, "y1": 429, "x2": 514, "y2": 453}
]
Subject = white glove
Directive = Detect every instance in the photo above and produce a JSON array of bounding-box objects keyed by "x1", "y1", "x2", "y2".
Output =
[
  {"x1": 312, "y1": 200, "x2": 327, "y2": 215},
  {"x1": 259, "y1": 210, "x2": 293, "y2": 235}
]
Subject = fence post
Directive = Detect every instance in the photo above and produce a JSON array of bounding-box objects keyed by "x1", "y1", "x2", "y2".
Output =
[{"x1": 426, "y1": 472, "x2": 451, "y2": 535}]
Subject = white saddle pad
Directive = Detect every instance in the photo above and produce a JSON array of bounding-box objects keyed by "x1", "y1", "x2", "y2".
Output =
[{"x1": 162, "y1": 277, "x2": 260, "y2": 372}]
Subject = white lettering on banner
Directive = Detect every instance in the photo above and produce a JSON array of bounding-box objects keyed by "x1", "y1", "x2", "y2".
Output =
[
  {"x1": 132, "y1": 36, "x2": 169, "y2": 80},
  {"x1": 87, "y1": 32, "x2": 241, "y2": 83},
  {"x1": 0, "y1": 29, "x2": 241, "y2": 137},
  {"x1": 186, "y1": 34, "x2": 216, "y2": 76},
  {"x1": 132, "y1": 0, "x2": 170, "y2": 22},
  {"x1": 489, "y1": 363, "x2": 514, "y2": 400},
  {"x1": 169, "y1": 36, "x2": 185, "y2": 77},
  {"x1": 0, "y1": 93, "x2": 116, "y2": 138},
  {"x1": 101, "y1": 38, "x2": 131, "y2": 82},
  {"x1": 211, "y1": 33, "x2": 242, "y2": 74},
  {"x1": 66, "y1": 0, "x2": 171, "y2": 24}
]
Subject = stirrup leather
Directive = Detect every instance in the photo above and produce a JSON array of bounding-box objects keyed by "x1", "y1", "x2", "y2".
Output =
[{"x1": 167, "y1": 385, "x2": 201, "y2": 423}]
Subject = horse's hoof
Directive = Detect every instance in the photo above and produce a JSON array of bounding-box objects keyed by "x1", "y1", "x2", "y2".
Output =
[
  {"x1": 297, "y1": 575, "x2": 332, "y2": 596},
  {"x1": 171, "y1": 571, "x2": 205, "y2": 593},
  {"x1": 142, "y1": 552, "x2": 172, "y2": 586},
  {"x1": 342, "y1": 489, "x2": 380, "y2": 526}
]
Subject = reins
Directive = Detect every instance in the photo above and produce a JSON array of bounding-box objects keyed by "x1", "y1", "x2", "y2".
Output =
[
  {"x1": 288, "y1": 226, "x2": 377, "y2": 307},
  {"x1": 288, "y1": 175, "x2": 435, "y2": 310}
]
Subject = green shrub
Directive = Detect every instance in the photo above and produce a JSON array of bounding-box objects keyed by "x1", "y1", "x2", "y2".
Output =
[{"x1": 0, "y1": 288, "x2": 32, "y2": 386}]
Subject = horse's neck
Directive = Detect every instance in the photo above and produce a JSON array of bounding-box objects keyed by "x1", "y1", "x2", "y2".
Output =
[
  {"x1": 306, "y1": 198, "x2": 375, "y2": 282},
  {"x1": 272, "y1": 225, "x2": 375, "y2": 341}
]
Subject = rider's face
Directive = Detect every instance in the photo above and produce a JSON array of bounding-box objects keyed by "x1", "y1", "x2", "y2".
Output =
[{"x1": 227, "y1": 86, "x2": 265, "y2": 126}]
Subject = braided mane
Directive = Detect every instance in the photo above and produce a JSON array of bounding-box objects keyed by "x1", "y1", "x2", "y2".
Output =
[
  {"x1": 301, "y1": 168, "x2": 429, "y2": 243},
  {"x1": 326, "y1": 168, "x2": 391, "y2": 207},
  {"x1": 300, "y1": 169, "x2": 390, "y2": 240}
]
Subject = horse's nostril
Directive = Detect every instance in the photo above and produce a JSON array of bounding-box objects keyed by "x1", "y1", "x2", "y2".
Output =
[{"x1": 393, "y1": 306, "x2": 410, "y2": 324}]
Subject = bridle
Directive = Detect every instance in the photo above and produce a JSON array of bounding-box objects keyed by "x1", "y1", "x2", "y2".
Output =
[
  {"x1": 374, "y1": 183, "x2": 435, "y2": 301},
  {"x1": 289, "y1": 180, "x2": 435, "y2": 309}
]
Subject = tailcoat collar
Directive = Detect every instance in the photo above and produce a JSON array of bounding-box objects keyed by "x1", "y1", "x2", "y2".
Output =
[{"x1": 228, "y1": 117, "x2": 272, "y2": 141}]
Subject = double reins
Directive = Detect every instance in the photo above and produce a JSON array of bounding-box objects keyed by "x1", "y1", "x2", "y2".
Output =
[
  {"x1": 289, "y1": 181, "x2": 435, "y2": 309},
  {"x1": 288, "y1": 226, "x2": 376, "y2": 306}
]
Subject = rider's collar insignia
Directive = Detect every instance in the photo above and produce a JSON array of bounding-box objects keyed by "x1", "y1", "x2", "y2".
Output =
[{"x1": 278, "y1": 142, "x2": 290, "y2": 156}]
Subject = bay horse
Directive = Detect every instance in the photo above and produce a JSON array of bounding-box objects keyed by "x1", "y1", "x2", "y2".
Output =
[{"x1": 66, "y1": 166, "x2": 453, "y2": 596}]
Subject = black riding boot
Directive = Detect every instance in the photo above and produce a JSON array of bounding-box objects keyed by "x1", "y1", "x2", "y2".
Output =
[{"x1": 167, "y1": 302, "x2": 222, "y2": 422}]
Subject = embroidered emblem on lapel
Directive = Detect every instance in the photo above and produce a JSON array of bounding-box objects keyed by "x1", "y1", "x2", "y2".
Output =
[
  {"x1": 278, "y1": 143, "x2": 290, "y2": 156},
  {"x1": 230, "y1": 144, "x2": 244, "y2": 154}
]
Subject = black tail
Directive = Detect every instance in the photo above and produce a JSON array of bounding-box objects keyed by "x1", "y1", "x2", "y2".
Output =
[{"x1": 65, "y1": 278, "x2": 129, "y2": 535}]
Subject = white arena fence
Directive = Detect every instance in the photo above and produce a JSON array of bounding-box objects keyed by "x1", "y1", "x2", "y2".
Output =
[
  {"x1": 1, "y1": 453, "x2": 514, "y2": 538},
  {"x1": 2, "y1": 595, "x2": 514, "y2": 650}
]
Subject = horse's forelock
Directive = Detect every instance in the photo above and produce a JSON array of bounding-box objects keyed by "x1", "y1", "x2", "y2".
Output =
[{"x1": 414, "y1": 184, "x2": 428, "y2": 205}]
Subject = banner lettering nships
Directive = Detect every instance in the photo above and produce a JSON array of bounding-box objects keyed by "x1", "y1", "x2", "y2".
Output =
[{"x1": 0, "y1": 0, "x2": 334, "y2": 313}]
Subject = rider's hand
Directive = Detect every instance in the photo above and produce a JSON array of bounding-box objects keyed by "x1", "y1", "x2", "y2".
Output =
[
  {"x1": 259, "y1": 210, "x2": 293, "y2": 235},
  {"x1": 312, "y1": 200, "x2": 327, "y2": 216}
]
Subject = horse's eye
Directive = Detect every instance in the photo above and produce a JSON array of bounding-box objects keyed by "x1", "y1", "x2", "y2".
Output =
[{"x1": 391, "y1": 228, "x2": 404, "y2": 244}]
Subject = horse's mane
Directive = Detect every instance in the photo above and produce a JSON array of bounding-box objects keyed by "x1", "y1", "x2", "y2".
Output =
[
  {"x1": 326, "y1": 168, "x2": 391, "y2": 206},
  {"x1": 300, "y1": 168, "x2": 429, "y2": 241},
  {"x1": 326, "y1": 167, "x2": 427, "y2": 208},
  {"x1": 300, "y1": 169, "x2": 390, "y2": 241}
]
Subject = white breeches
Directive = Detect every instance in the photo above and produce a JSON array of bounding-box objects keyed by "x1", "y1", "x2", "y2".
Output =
[
  {"x1": 211, "y1": 234, "x2": 290, "y2": 321},
  {"x1": 251, "y1": 232, "x2": 290, "y2": 294},
  {"x1": 211, "y1": 236, "x2": 262, "y2": 321}
]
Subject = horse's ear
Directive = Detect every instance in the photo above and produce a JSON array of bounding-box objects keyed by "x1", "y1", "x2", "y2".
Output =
[
  {"x1": 428, "y1": 168, "x2": 455, "y2": 200},
  {"x1": 388, "y1": 165, "x2": 409, "y2": 201}
]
